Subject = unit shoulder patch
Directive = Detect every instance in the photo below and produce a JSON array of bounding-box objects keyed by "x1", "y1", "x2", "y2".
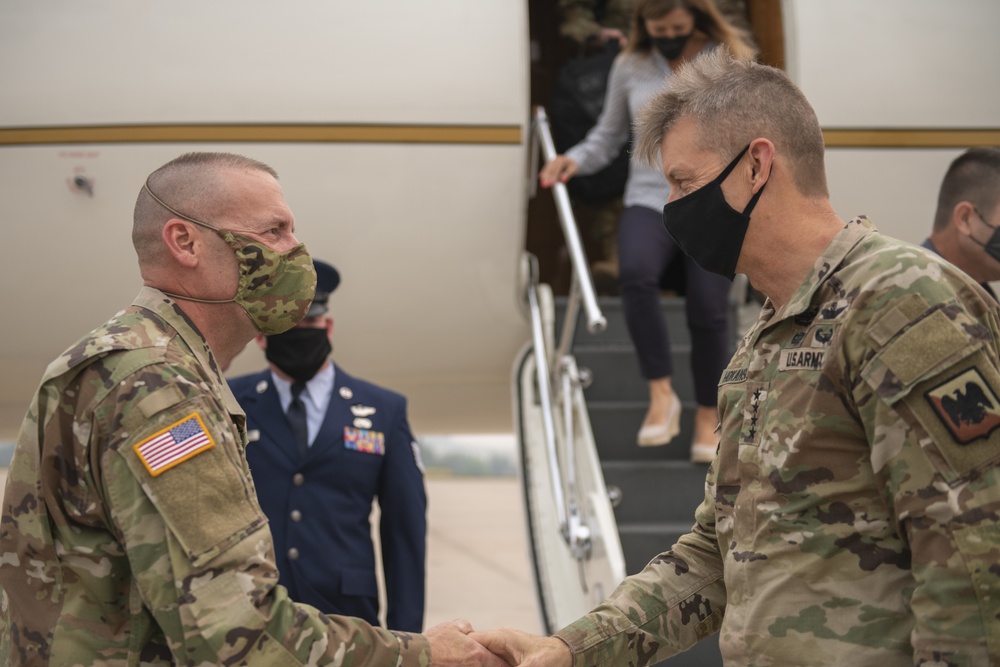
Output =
[{"x1": 925, "y1": 367, "x2": 1000, "y2": 445}]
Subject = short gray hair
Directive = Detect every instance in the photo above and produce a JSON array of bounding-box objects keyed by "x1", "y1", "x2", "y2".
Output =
[
  {"x1": 635, "y1": 48, "x2": 828, "y2": 197},
  {"x1": 132, "y1": 152, "x2": 278, "y2": 266}
]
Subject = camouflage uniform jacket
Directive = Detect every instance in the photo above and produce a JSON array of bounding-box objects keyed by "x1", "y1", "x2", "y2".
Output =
[
  {"x1": 0, "y1": 286, "x2": 430, "y2": 666},
  {"x1": 557, "y1": 217, "x2": 1000, "y2": 665},
  {"x1": 558, "y1": 0, "x2": 635, "y2": 45}
]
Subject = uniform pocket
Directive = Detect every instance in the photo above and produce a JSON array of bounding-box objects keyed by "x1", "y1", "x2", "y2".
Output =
[{"x1": 120, "y1": 398, "x2": 267, "y2": 567}]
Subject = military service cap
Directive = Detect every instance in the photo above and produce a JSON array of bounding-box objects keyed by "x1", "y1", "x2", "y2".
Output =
[{"x1": 306, "y1": 259, "x2": 340, "y2": 318}]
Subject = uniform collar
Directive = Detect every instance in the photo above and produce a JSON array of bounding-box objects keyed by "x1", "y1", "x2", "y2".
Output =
[
  {"x1": 132, "y1": 286, "x2": 244, "y2": 418},
  {"x1": 269, "y1": 363, "x2": 335, "y2": 410},
  {"x1": 773, "y1": 215, "x2": 876, "y2": 322}
]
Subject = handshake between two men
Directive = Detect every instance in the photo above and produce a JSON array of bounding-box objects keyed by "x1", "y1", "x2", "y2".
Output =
[{"x1": 427, "y1": 622, "x2": 570, "y2": 667}]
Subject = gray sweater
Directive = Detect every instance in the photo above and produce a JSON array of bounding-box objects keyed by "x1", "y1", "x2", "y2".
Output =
[{"x1": 565, "y1": 48, "x2": 681, "y2": 212}]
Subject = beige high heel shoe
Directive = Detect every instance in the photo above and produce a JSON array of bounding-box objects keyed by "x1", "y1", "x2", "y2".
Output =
[{"x1": 636, "y1": 393, "x2": 681, "y2": 447}]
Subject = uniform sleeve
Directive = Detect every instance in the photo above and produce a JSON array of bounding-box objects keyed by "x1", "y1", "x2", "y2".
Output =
[
  {"x1": 564, "y1": 54, "x2": 632, "y2": 176},
  {"x1": 554, "y1": 470, "x2": 726, "y2": 665},
  {"x1": 378, "y1": 395, "x2": 427, "y2": 632},
  {"x1": 853, "y1": 288, "x2": 1000, "y2": 664},
  {"x1": 98, "y1": 366, "x2": 430, "y2": 666}
]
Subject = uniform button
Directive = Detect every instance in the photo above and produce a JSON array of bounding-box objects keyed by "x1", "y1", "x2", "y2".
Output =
[
  {"x1": 288, "y1": 547, "x2": 300, "y2": 560},
  {"x1": 290, "y1": 510, "x2": 302, "y2": 522},
  {"x1": 292, "y1": 473, "x2": 304, "y2": 486}
]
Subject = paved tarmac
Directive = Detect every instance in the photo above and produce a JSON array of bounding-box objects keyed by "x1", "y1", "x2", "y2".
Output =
[
  {"x1": 0, "y1": 467, "x2": 543, "y2": 635},
  {"x1": 421, "y1": 476, "x2": 542, "y2": 633}
]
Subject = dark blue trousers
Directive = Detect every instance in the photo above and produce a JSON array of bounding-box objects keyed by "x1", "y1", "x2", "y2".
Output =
[{"x1": 617, "y1": 205, "x2": 731, "y2": 407}]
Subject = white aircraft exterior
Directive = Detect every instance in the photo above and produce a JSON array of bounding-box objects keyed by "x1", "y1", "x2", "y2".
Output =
[{"x1": 1, "y1": 2, "x2": 998, "y2": 650}]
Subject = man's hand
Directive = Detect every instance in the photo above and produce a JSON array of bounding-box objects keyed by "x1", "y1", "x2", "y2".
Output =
[
  {"x1": 471, "y1": 628, "x2": 572, "y2": 667},
  {"x1": 425, "y1": 620, "x2": 510, "y2": 667}
]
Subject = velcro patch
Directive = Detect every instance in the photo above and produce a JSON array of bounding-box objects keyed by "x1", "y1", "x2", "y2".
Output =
[
  {"x1": 137, "y1": 384, "x2": 185, "y2": 419},
  {"x1": 344, "y1": 427, "x2": 385, "y2": 455},
  {"x1": 925, "y1": 367, "x2": 1000, "y2": 445},
  {"x1": 135, "y1": 412, "x2": 215, "y2": 476},
  {"x1": 880, "y1": 309, "x2": 968, "y2": 386},
  {"x1": 867, "y1": 293, "x2": 932, "y2": 347}
]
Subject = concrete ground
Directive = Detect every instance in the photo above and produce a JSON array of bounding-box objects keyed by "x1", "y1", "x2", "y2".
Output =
[
  {"x1": 0, "y1": 467, "x2": 543, "y2": 635},
  {"x1": 421, "y1": 476, "x2": 542, "y2": 633}
]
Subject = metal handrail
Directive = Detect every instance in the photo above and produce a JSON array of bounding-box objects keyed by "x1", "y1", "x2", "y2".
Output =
[
  {"x1": 532, "y1": 107, "x2": 606, "y2": 335},
  {"x1": 527, "y1": 278, "x2": 568, "y2": 533},
  {"x1": 519, "y1": 106, "x2": 613, "y2": 558}
]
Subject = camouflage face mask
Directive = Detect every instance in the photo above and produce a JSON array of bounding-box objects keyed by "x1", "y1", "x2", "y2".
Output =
[{"x1": 143, "y1": 182, "x2": 317, "y2": 335}]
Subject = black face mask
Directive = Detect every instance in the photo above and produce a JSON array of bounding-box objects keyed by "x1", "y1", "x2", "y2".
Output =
[
  {"x1": 661, "y1": 144, "x2": 767, "y2": 280},
  {"x1": 265, "y1": 326, "x2": 332, "y2": 383},
  {"x1": 969, "y1": 207, "x2": 1000, "y2": 263},
  {"x1": 652, "y1": 34, "x2": 691, "y2": 60}
]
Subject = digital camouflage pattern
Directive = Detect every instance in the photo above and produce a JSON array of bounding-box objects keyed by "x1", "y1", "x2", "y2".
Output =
[
  {"x1": 556, "y1": 217, "x2": 1000, "y2": 665},
  {"x1": 0, "y1": 286, "x2": 430, "y2": 666}
]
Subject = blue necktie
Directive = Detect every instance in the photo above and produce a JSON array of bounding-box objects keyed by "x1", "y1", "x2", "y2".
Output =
[{"x1": 288, "y1": 382, "x2": 309, "y2": 458}]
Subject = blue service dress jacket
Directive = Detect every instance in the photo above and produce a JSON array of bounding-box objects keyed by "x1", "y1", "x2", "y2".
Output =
[{"x1": 228, "y1": 364, "x2": 427, "y2": 632}]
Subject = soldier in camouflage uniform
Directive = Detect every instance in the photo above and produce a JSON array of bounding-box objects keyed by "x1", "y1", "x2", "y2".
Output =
[
  {"x1": 476, "y1": 50, "x2": 1000, "y2": 665},
  {"x1": 0, "y1": 152, "x2": 503, "y2": 667},
  {"x1": 559, "y1": 0, "x2": 636, "y2": 46},
  {"x1": 923, "y1": 147, "x2": 1000, "y2": 299}
]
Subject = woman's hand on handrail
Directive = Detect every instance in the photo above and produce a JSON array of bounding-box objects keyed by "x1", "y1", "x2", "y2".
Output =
[{"x1": 539, "y1": 155, "x2": 578, "y2": 188}]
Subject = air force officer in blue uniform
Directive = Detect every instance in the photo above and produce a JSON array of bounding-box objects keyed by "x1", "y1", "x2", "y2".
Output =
[{"x1": 229, "y1": 260, "x2": 427, "y2": 632}]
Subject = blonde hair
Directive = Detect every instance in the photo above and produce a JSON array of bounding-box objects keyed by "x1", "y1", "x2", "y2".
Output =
[
  {"x1": 625, "y1": 0, "x2": 756, "y2": 62},
  {"x1": 635, "y1": 48, "x2": 828, "y2": 197}
]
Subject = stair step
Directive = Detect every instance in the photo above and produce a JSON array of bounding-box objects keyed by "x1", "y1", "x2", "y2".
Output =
[
  {"x1": 556, "y1": 296, "x2": 697, "y2": 348},
  {"x1": 589, "y1": 402, "x2": 703, "y2": 463},
  {"x1": 577, "y1": 347, "x2": 695, "y2": 402},
  {"x1": 617, "y1": 523, "x2": 693, "y2": 575},
  {"x1": 603, "y1": 461, "x2": 708, "y2": 524}
]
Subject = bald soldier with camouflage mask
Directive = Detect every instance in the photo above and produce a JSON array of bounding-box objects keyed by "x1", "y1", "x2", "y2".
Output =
[
  {"x1": 0, "y1": 152, "x2": 502, "y2": 667},
  {"x1": 476, "y1": 50, "x2": 1000, "y2": 665}
]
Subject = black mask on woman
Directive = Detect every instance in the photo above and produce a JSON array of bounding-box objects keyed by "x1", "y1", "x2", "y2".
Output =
[
  {"x1": 652, "y1": 34, "x2": 691, "y2": 61},
  {"x1": 661, "y1": 144, "x2": 768, "y2": 280},
  {"x1": 265, "y1": 326, "x2": 332, "y2": 383}
]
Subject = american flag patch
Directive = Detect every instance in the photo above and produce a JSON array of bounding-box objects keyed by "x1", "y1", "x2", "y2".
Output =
[
  {"x1": 135, "y1": 413, "x2": 215, "y2": 476},
  {"x1": 343, "y1": 427, "x2": 385, "y2": 455}
]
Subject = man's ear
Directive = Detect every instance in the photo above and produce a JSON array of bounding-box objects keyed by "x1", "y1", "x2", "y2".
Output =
[
  {"x1": 951, "y1": 201, "x2": 977, "y2": 236},
  {"x1": 255, "y1": 332, "x2": 268, "y2": 352},
  {"x1": 747, "y1": 138, "x2": 775, "y2": 193},
  {"x1": 162, "y1": 219, "x2": 201, "y2": 268},
  {"x1": 326, "y1": 316, "x2": 335, "y2": 338}
]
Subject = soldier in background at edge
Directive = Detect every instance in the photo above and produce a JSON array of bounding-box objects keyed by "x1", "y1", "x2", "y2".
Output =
[{"x1": 922, "y1": 146, "x2": 1000, "y2": 299}]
